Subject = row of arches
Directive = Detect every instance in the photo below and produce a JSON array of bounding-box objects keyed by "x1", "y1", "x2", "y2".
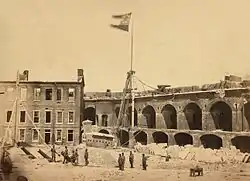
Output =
[
  {"x1": 84, "y1": 100, "x2": 246, "y2": 131},
  {"x1": 102, "y1": 129, "x2": 250, "y2": 153}
]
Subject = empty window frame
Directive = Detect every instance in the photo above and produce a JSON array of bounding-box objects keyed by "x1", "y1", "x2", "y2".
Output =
[
  {"x1": 67, "y1": 130, "x2": 74, "y2": 142},
  {"x1": 19, "y1": 129, "x2": 25, "y2": 141},
  {"x1": 20, "y1": 88, "x2": 27, "y2": 101},
  {"x1": 45, "y1": 111, "x2": 52, "y2": 123},
  {"x1": 34, "y1": 88, "x2": 41, "y2": 101},
  {"x1": 45, "y1": 88, "x2": 53, "y2": 100},
  {"x1": 56, "y1": 129, "x2": 62, "y2": 142},
  {"x1": 68, "y1": 111, "x2": 74, "y2": 124},
  {"x1": 6, "y1": 111, "x2": 12, "y2": 122},
  {"x1": 32, "y1": 129, "x2": 39, "y2": 142},
  {"x1": 33, "y1": 110, "x2": 40, "y2": 123},
  {"x1": 56, "y1": 88, "x2": 62, "y2": 101},
  {"x1": 20, "y1": 111, "x2": 26, "y2": 123},
  {"x1": 68, "y1": 88, "x2": 75, "y2": 102},
  {"x1": 56, "y1": 111, "x2": 63, "y2": 124}
]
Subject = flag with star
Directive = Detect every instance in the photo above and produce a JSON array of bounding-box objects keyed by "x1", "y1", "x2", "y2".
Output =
[{"x1": 110, "y1": 12, "x2": 132, "y2": 32}]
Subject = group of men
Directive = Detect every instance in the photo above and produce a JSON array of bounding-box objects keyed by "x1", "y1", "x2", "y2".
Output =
[
  {"x1": 51, "y1": 146, "x2": 148, "y2": 170},
  {"x1": 51, "y1": 145, "x2": 89, "y2": 166},
  {"x1": 118, "y1": 151, "x2": 147, "y2": 171}
]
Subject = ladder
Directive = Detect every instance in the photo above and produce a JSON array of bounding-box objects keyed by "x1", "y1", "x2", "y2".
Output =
[{"x1": 115, "y1": 70, "x2": 134, "y2": 146}]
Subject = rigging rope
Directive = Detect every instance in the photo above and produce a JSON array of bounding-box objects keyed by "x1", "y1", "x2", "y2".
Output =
[
  {"x1": 120, "y1": 128, "x2": 146, "y2": 147},
  {"x1": 21, "y1": 102, "x2": 52, "y2": 150},
  {"x1": 116, "y1": 74, "x2": 176, "y2": 148},
  {"x1": 134, "y1": 75, "x2": 176, "y2": 101},
  {"x1": 1, "y1": 99, "x2": 17, "y2": 148}
]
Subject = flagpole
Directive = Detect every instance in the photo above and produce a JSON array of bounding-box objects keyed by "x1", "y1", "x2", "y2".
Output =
[
  {"x1": 130, "y1": 13, "x2": 135, "y2": 128},
  {"x1": 130, "y1": 13, "x2": 134, "y2": 72}
]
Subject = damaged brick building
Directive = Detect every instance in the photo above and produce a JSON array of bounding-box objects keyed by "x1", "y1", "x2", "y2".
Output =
[
  {"x1": 83, "y1": 75, "x2": 250, "y2": 152},
  {"x1": 0, "y1": 69, "x2": 84, "y2": 145}
]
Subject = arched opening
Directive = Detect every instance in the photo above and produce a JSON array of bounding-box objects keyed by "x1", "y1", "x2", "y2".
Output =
[
  {"x1": 161, "y1": 104, "x2": 177, "y2": 129},
  {"x1": 99, "y1": 129, "x2": 109, "y2": 134},
  {"x1": 83, "y1": 107, "x2": 96, "y2": 125},
  {"x1": 231, "y1": 136, "x2": 250, "y2": 153},
  {"x1": 210, "y1": 101, "x2": 232, "y2": 131},
  {"x1": 119, "y1": 130, "x2": 129, "y2": 147},
  {"x1": 101, "y1": 114, "x2": 108, "y2": 127},
  {"x1": 200, "y1": 134, "x2": 222, "y2": 149},
  {"x1": 134, "y1": 131, "x2": 147, "y2": 145},
  {"x1": 174, "y1": 133, "x2": 193, "y2": 146},
  {"x1": 242, "y1": 102, "x2": 250, "y2": 129},
  {"x1": 115, "y1": 107, "x2": 120, "y2": 118},
  {"x1": 184, "y1": 103, "x2": 202, "y2": 130},
  {"x1": 126, "y1": 106, "x2": 138, "y2": 127},
  {"x1": 152, "y1": 131, "x2": 168, "y2": 144},
  {"x1": 142, "y1": 105, "x2": 156, "y2": 128}
]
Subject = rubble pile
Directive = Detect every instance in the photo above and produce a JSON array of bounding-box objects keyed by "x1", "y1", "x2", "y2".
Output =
[
  {"x1": 134, "y1": 143, "x2": 167, "y2": 156},
  {"x1": 134, "y1": 143, "x2": 244, "y2": 163}
]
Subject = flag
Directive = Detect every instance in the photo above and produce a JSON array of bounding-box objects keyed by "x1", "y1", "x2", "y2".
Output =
[{"x1": 110, "y1": 12, "x2": 132, "y2": 32}]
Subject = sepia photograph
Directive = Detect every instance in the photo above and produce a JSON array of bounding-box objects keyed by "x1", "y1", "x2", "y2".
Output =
[{"x1": 0, "y1": 0, "x2": 250, "y2": 180}]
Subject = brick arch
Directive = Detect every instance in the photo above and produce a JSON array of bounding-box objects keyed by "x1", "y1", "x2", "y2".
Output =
[
  {"x1": 142, "y1": 104, "x2": 157, "y2": 129},
  {"x1": 134, "y1": 130, "x2": 148, "y2": 145},
  {"x1": 97, "y1": 128, "x2": 112, "y2": 135},
  {"x1": 182, "y1": 101, "x2": 204, "y2": 112},
  {"x1": 83, "y1": 106, "x2": 96, "y2": 125},
  {"x1": 159, "y1": 102, "x2": 176, "y2": 111},
  {"x1": 209, "y1": 100, "x2": 233, "y2": 131},
  {"x1": 152, "y1": 131, "x2": 169, "y2": 144},
  {"x1": 200, "y1": 134, "x2": 223, "y2": 149},
  {"x1": 114, "y1": 106, "x2": 120, "y2": 118},
  {"x1": 85, "y1": 105, "x2": 95, "y2": 109},
  {"x1": 183, "y1": 102, "x2": 202, "y2": 130},
  {"x1": 161, "y1": 104, "x2": 177, "y2": 129},
  {"x1": 137, "y1": 104, "x2": 149, "y2": 114},
  {"x1": 239, "y1": 101, "x2": 250, "y2": 130},
  {"x1": 205, "y1": 98, "x2": 235, "y2": 112},
  {"x1": 99, "y1": 129, "x2": 110, "y2": 134}
]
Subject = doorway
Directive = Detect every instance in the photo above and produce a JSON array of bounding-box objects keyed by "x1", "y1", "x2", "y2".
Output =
[{"x1": 45, "y1": 129, "x2": 51, "y2": 144}]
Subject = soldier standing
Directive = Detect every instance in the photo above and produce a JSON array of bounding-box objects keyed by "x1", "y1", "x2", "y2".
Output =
[
  {"x1": 118, "y1": 154, "x2": 122, "y2": 170},
  {"x1": 84, "y1": 148, "x2": 89, "y2": 166},
  {"x1": 51, "y1": 145, "x2": 56, "y2": 162},
  {"x1": 129, "y1": 151, "x2": 134, "y2": 168},
  {"x1": 75, "y1": 149, "x2": 79, "y2": 164},
  {"x1": 142, "y1": 154, "x2": 147, "y2": 170},
  {"x1": 71, "y1": 150, "x2": 76, "y2": 164},
  {"x1": 63, "y1": 146, "x2": 68, "y2": 164},
  {"x1": 121, "y1": 152, "x2": 125, "y2": 171}
]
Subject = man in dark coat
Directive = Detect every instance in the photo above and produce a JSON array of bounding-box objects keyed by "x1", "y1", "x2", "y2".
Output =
[
  {"x1": 129, "y1": 151, "x2": 134, "y2": 168},
  {"x1": 51, "y1": 145, "x2": 56, "y2": 162},
  {"x1": 84, "y1": 148, "x2": 89, "y2": 166},
  {"x1": 75, "y1": 149, "x2": 79, "y2": 164},
  {"x1": 142, "y1": 154, "x2": 147, "y2": 170},
  {"x1": 118, "y1": 154, "x2": 122, "y2": 170},
  {"x1": 121, "y1": 153, "x2": 125, "y2": 171},
  {"x1": 63, "y1": 146, "x2": 68, "y2": 164}
]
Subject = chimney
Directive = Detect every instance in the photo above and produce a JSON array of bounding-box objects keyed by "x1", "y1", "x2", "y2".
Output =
[
  {"x1": 106, "y1": 89, "x2": 111, "y2": 97},
  {"x1": 23, "y1": 70, "x2": 29, "y2": 81},
  {"x1": 77, "y1": 69, "x2": 85, "y2": 85}
]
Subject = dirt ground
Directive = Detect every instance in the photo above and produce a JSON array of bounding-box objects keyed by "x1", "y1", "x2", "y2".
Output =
[{"x1": 5, "y1": 145, "x2": 250, "y2": 181}]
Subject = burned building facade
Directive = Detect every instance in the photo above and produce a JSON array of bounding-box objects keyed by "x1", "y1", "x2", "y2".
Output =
[
  {"x1": 83, "y1": 75, "x2": 250, "y2": 152},
  {"x1": 0, "y1": 69, "x2": 84, "y2": 145}
]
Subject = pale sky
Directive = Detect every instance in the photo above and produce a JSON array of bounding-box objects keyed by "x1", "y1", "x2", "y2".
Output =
[{"x1": 0, "y1": 0, "x2": 250, "y2": 92}]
